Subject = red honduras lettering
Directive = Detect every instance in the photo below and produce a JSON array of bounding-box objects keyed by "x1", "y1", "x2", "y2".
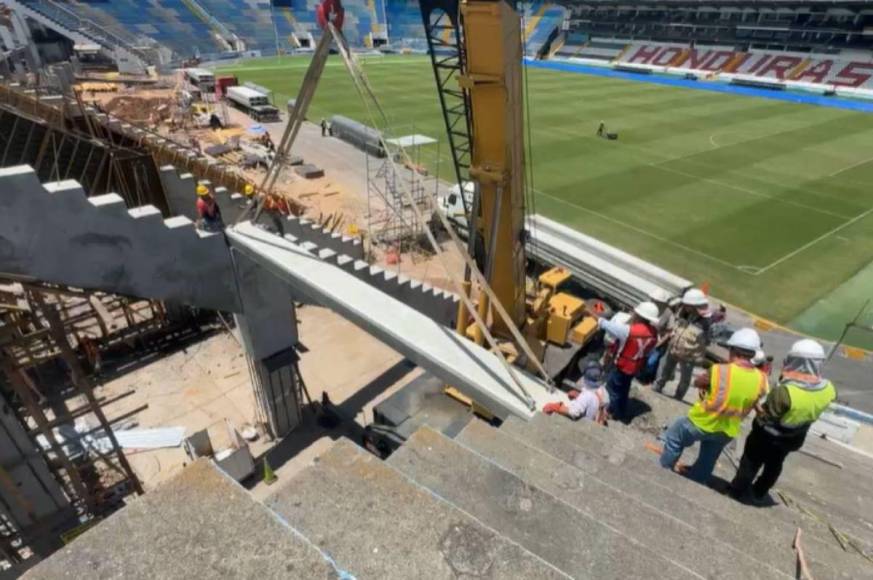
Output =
[
  {"x1": 758, "y1": 56, "x2": 803, "y2": 79},
  {"x1": 832, "y1": 62, "x2": 873, "y2": 88},
  {"x1": 702, "y1": 51, "x2": 735, "y2": 71},
  {"x1": 795, "y1": 59, "x2": 833, "y2": 84},
  {"x1": 628, "y1": 44, "x2": 661, "y2": 64},
  {"x1": 653, "y1": 47, "x2": 683, "y2": 66}
]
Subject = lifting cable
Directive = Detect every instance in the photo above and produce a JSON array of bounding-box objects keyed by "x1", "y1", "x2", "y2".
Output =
[{"x1": 325, "y1": 23, "x2": 553, "y2": 406}]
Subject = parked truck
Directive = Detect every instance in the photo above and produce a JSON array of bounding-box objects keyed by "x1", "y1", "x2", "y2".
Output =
[
  {"x1": 183, "y1": 68, "x2": 215, "y2": 91},
  {"x1": 225, "y1": 86, "x2": 280, "y2": 122}
]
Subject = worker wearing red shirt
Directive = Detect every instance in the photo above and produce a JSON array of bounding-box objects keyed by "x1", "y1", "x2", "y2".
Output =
[
  {"x1": 587, "y1": 301, "x2": 659, "y2": 421},
  {"x1": 195, "y1": 184, "x2": 223, "y2": 231}
]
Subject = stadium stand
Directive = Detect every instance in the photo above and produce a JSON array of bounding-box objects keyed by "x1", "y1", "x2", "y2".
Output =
[
  {"x1": 69, "y1": 0, "x2": 224, "y2": 56},
  {"x1": 564, "y1": 1, "x2": 873, "y2": 54},
  {"x1": 618, "y1": 41, "x2": 873, "y2": 89},
  {"x1": 522, "y1": 1, "x2": 567, "y2": 58},
  {"x1": 385, "y1": 0, "x2": 427, "y2": 50}
]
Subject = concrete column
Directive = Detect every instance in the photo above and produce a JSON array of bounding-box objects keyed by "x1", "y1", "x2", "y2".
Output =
[{"x1": 231, "y1": 249, "x2": 302, "y2": 439}]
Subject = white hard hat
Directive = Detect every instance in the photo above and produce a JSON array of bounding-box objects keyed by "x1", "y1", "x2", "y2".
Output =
[
  {"x1": 682, "y1": 288, "x2": 709, "y2": 307},
  {"x1": 648, "y1": 288, "x2": 671, "y2": 304},
  {"x1": 751, "y1": 349, "x2": 767, "y2": 366},
  {"x1": 633, "y1": 301, "x2": 660, "y2": 323},
  {"x1": 726, "y1": 327, "x2": 761, "y2": 352},
  {"x1": 788, "y1": 338, "x2": 826, "y2": 360}
]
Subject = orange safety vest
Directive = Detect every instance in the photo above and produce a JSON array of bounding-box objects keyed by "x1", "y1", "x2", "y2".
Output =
[{"x1": 688, "y1": 362, "x2": 768, "y2": 438}]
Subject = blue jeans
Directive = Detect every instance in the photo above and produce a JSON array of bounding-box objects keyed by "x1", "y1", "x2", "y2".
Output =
[
  {"x1": 606, "y1": 369, "x2": 634, "y2": 421},
  {"x1": 660, "y1": 416, "x2": 731, "y2": 483}
]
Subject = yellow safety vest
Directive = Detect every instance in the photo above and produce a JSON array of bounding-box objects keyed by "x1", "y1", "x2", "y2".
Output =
[
  {"x1": 689, "y1": 363, "x2": 768, "y2": 438},
  {"x1": 781, "y1": 381, "x2": 836, "y2": 428}
]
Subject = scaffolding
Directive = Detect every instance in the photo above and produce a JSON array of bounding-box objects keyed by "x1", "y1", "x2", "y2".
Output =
[
  {"x1": 365, "y1": 123, "x2": 442, "y2": 247},
  {"x1": 0, "y1": 280, "x2": 177, "y2": 566}
]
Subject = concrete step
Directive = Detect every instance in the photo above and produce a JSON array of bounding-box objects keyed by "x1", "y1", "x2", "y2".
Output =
[
  {"x1": 266, "y1": 439, "x2": 568, "y2": 579},
  {"x1": 559, "y1": 404, "x2": 873, "y2": 559},
  {"x1": 502, "y1": 415, "x2": 873, "y2": 579},
  {"x1": 455, "y1": 419, "x2": 790, "y2": 579},
  {"x1": 23, "y1": 460, "x2": 339, "y2": 579},
  {"x1": 388, "y1": 426, "x2": 701, "y2": 580}
]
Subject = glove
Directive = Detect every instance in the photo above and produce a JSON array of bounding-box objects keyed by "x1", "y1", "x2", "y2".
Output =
[
  {"x1": 542, "y1": 402, "x2": 563, "y2": 415},
  {"x1": 567, "y1": 389, "x2": 581, "y2": 400}
]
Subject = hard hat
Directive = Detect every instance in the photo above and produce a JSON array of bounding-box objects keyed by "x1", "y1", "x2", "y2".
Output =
[
  {"x1": 751, "y1": 349, "x2": 767, "y2": 367},
  {"x1": 682, "y1": 288, "x2": 709, "y2": 307},
  {"x1": 633, "y1": 301, "x2": 660, "y2": 324},
  {"x1": 648, "y1": 288, "x2": 671, "y2": 304},
  {"x1": 196, "y1": 184, "x2": 209, "y2": 197},
  {"x1": 244, "y1": 183, "x2": 255, "y2": 197},
  {"x1": 788, "y1": 338, "x2": 826, "y2": 360},
  {"x1": 580, "y1": 363, "x2": 604, "y2": 389},
  {"x1": 726, "y1": 327, "x2": 761, "y2": 352}
]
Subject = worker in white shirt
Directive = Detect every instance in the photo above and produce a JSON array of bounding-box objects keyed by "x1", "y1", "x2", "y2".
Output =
[{"x1": 543, "y1": 361, "x2": 610, "y2": 423}]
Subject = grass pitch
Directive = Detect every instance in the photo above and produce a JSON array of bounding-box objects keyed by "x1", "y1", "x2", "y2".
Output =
[{"x1": 218, "y1": 55, "x2": 873, "y2": 344}]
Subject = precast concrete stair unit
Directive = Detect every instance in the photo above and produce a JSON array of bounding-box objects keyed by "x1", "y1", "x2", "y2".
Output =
[{"x1": 0, "y1": 166, "x2": 239, "y2": 312}]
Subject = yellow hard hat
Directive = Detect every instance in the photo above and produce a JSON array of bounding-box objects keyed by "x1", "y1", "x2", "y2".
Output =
[
  {"x1": 244, "y1": 183, "x2": 255, "y2": 196},
  {"x1": 196, "y1": 184, "x2": 209, "y2": 196}
]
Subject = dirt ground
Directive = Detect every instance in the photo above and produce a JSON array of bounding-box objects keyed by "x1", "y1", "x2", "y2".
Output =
[{"x1": 95, "y1": 305, "x2": 420, "y2": 493}]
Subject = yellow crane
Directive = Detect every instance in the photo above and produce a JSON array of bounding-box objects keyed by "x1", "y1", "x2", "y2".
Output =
[{"x1": 419, "y1": 0, "x2": 598, "y2": 374}]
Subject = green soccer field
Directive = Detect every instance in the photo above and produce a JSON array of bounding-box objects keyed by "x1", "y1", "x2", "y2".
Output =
[{"x1": 217, "y1": 54, "x2": 873, "y2": 345}]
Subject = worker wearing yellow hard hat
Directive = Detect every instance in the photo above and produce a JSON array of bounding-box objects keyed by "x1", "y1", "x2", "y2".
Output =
[{"x1": 195, "y1": 183, "x2": 223, "y2": 232}]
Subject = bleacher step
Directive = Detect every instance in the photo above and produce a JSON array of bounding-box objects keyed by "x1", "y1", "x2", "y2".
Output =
[
  {"x1": 501, "y1": 414, "x2": 873, "y2": 579},
  {"x1": 388, "y1": 426, "x2": 701, "y2": 580},
  {"x1": 23, "y1": 461, "x2": 338, "y2": 579},
  {"x1": 266, "y1": 439, "x2": 568, "y2": 579},
  {"x1": 455, "y1": 419, "x2": 789, "y2": 579}
]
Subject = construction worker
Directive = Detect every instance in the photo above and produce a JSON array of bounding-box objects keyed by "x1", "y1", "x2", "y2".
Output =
[
  {"x1": 660, "y1": 328, "x2": 768, "y2": 483},
  {"x1": 638, "y1": 288, "x2": 673, "y2": 384},
  {"x1": 587, "y1": 301, "x2": 659, "y2": 422},
  {"x1": 729, "y1": 339, "x2": 836, "y2": 503},
  {"x1": 195, "y1": 183, "x2": 223, "y2": 232},
  {"x1": 542, "y1": 361, "x2": 610, "y2": 424},
  {"x1": 653, "y1": 287, "x2": 711, "y2": 400}
]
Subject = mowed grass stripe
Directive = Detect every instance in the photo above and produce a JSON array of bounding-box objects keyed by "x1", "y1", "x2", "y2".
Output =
[{"x1": 218, "y1": 55, "x2": 873, "y2": 336}]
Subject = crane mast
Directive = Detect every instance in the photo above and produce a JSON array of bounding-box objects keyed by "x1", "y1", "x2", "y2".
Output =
[{"x1": 420, "y1": 0, "x2": 527, "y2": 332}]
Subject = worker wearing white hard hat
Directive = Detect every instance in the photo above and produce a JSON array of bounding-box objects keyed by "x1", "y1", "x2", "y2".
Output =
[
  {"x1": 637, "y1": 288, "x2": 675, "y2": 384},
  {"x1": 585, "y1": 301, "x2": 659, "y2": 422},
  {"x1": 660, "y1": 327, "x2": 769, "y2": 483},
  {"x1": 730, "y1": 338, "x2": 836, "y2": 503},
  {"x1": 653, "y1": 287, "x2": 712, "y2": 400}
]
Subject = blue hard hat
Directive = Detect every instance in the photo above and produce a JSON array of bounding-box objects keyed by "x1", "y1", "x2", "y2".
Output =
[{"x1": 578, "y1": 361, "x2": 604, "y2": 388}]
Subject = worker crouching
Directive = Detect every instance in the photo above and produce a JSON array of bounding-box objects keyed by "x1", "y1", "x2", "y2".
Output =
[
  {"x1": 729, "y1": 339, "x2": 836, "y2": 504},
  {"x1": 542, "y1": 361, "x2": 610, "y2": 423},
  {"x1": 660, "y1": 328, "x2": 769, "y2": 484}
]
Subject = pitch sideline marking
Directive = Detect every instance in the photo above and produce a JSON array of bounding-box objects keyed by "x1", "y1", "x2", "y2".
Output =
[
  {"x1": 650, "y1": 163, "x2": 853, "y2": 220},
  {"x1": 755, "y1": 205, "x2": 873, "y2": 275},
  {"x1": 829, "y1": 155, "x2": 873, "y2": 178},
  {"x1": 531, "y1": 187, "x2": 751, "y2": 273}
]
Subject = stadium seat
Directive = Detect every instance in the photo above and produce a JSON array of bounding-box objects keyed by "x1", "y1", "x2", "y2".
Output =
[{"x1": 69, "y1": 0, "x2": 224, "y2": 57}]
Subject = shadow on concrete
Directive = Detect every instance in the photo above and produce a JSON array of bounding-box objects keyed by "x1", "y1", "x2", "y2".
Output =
[
  {"x1": 245, "y1": 359, "x2": 416, "y2": 487},
  {"x1": 620, "y1": 397, "x2": 653, "y2": 425}
]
